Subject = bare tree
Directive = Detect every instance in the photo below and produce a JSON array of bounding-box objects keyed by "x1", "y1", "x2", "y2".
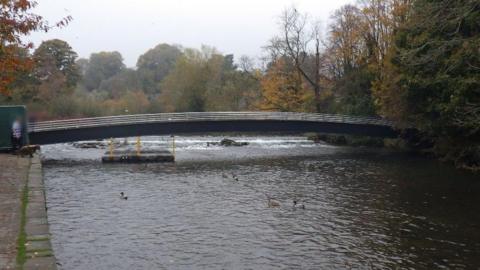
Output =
[
  {"x1": 265, "y1": 6, "x2": 326, "y2": 112},
  {"x1": 238, "y1": 55, "x2": 255, "y2": 73}
]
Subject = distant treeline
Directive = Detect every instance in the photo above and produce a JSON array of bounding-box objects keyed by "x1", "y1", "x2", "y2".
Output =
[
  {"x1": 1, "y1": 0, "x2": 479, "y2": 170},
  {"x1": 1, "y1": 43, "x2": 262, "y2": 118}
]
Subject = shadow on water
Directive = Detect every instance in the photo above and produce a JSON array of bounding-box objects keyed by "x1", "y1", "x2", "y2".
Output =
[{"x1": 41, "y1": 136, "x2": 480, "y2": 270}]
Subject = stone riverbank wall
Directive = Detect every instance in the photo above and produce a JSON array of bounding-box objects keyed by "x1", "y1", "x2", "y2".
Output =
[
  {"x1": 23, "y1": 155, "x2": 57, "y2": 269},
  {"x1": 0, "y1": 154, "x2": 57, "y2": 270}
]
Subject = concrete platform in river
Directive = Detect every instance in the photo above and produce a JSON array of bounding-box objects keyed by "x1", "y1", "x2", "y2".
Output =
[{"x1": 102, "y1": 149, "x2": 175, "y2": 163}]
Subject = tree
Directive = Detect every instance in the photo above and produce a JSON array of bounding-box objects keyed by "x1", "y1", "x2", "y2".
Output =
[
  {"x1": 33, "y1": 39, "x2": 79, "y2": 88},
  {"x1": 380, "y1": 0, "x2": 480, "y2": 169},
  {"x1": 204, "y1": 53, "x2": 260, "y2": 111},
  {"x1": 358, "y1": 0, "x2": 412, "y2": 70},
  {"x1": 76, "y1": 58, "x2": 89, "y2": 77},
  {"x1": 324, "y1": 4, "x2": 378, "y2": 116},
  {"x1": 136, "y1": 43, "x2": 182, "y2": 95},
  {"x1": 159, "y1": 48, "x2": 208, "y2": 112},
  {"x1": 83, "y1": 51, "x2": 125, "y2": 91},
  {"x1": 331, "y1": 68, "x2": 376, "y2": 115},
  {"x1": 326, "y1": 5, "x2": 365, "y2": 77},
  {"x1": 98, "y1": 69, "x2": 141, "y2": 99},
  {"x1": 321, "y1": 1, "x2": 413, "y2": 117},
  {"x1": 265, "y1": 6, "x2": 325, "y2": 111},
  {"x1": 0, "y1": 0, "x2": 71, "y2": 95},
  {"x1": 159, "y1": 46, "x2": 260, "y2": 112},
  {"x1": 358, "y1": 0, "x2": 412, "y2": 105},
  {"x1": 2, "y1": 46, "x2": 37, "y2": 102},
  {"x1": 258, "y1": 59, "x2": 313, "y2": 112}
]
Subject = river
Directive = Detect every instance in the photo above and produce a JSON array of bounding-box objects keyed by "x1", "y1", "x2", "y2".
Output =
[{"x1": 41, "y1": 136, "x2": 480, "y2": 269}]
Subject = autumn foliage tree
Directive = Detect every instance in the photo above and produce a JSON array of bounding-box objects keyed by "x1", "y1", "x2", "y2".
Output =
[
  {"x1": 258, "y1": 59, "x2": 313, "y2": 112},
  {"x1": 265, "y1": 7, "x2": 326, "y2": 112},
  {"x1": 159, "y1": 46, "x2": 260, "y2": 112},
  {"x1": 322, "y1": 1, "x2": 412, "y2": 115},
  {"x1": 0, "y1": 0, "x2": 71, "y2": 96}
]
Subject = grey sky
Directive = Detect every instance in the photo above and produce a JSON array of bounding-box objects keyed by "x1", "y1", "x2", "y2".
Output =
[{"x1": 28, "y1": 0, "x2": 354, "y2": 67}]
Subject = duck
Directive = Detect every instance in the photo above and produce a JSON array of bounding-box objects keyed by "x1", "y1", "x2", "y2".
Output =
[
  {"x1": 267, "y1": 198, "x2": 280, "y2": 208},
  {"x1": 120, "y1": 192, "x2": 128, "y2": 200},
  {"x1": 293, "y1": 200, "x2": 305, "y2": 209}
]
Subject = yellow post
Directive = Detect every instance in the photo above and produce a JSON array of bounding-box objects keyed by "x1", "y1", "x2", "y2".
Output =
[
  {"x1": 109, "y1": 138, "x2": 114, "y2": 159},
  {"x1": 136, "y1": 136, "x2": 141, "y2": 156},
  {"x1": 171, "y1": 135, "x2": 175, "y2": 158}
]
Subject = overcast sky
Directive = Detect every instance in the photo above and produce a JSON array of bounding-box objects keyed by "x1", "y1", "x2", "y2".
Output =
[{"x1": 28, "y1": 0, "x2": 354, "y2": 67}]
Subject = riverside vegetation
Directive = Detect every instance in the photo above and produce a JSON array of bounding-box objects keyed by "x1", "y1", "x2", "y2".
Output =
[{"x1": 0, "y1": 0, "x2": 478, "y2": 171}]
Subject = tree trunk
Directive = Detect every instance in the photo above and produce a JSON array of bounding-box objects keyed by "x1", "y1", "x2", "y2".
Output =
[
  {"x1": 314, "y1": 39, "x2": 321, "y2": 112},
  {"x1": 314, "y1": 87, "x2": 321, "y2": 112}
]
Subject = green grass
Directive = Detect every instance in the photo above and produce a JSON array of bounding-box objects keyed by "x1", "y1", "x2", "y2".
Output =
[
  {"x1": 16, "y1": 184, "x2": 28, "y2": 269},
  {"x1": 16, "y1": 159, "x2": 30, "y2": 270}
]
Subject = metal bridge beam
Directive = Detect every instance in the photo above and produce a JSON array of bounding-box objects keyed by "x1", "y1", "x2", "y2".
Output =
[{"x1": 29, "y1": 119, "x2": 398, "y2": 145}]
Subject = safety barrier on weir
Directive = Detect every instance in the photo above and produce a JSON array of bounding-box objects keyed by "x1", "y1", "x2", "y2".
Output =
[{"x1": 27, "y1": 112, "x2": 397, "y2": 145}]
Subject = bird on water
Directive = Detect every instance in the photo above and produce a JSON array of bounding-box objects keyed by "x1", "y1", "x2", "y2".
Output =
[
  {"x1": 267, "y1": 198, "x2": 280, "y2": 208},
  {"x1": 231, "y1": 173, "x2": 239, "y2": 181},
  {"x1": 293, "y1": 200, "x2": 305, "y2": 209},
  {"x1": 120, "y1": 192, "x2": 128, "y2": 200}
]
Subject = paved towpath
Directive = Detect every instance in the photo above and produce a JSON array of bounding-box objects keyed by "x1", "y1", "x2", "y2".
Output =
[{"x1": 0, "y1": 154, "x2": 29, "y2": 269}]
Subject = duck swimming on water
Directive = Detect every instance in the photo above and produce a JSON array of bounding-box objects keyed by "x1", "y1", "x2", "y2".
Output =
[
  {"x1": 120, "y1": 192, "x2": 128, "y2": 200},
  {"x1": 267, "y1": 198, "x2": 280, "y2": 208},
  {"x1": 293, "y1": 200, "x2": 305, "y2": 209}
]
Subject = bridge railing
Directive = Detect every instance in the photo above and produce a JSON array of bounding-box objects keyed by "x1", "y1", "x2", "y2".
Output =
[{"x1": 28, "y1": 112, "x2": 393, "y2": 132}]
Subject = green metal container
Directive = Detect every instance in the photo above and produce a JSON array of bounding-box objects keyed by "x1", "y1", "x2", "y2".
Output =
[{"x1": 0, "y1": 106, "x2": 29, "y2": 151}]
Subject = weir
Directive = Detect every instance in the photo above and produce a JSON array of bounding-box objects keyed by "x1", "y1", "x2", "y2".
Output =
[{"x1": 100, "y1": 136, "x2": 175, "y2": 163}]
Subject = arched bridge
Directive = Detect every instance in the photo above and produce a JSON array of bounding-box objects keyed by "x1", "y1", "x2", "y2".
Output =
[{"x1": 28, "y1": 112, "x2": 397, "y2": 145}]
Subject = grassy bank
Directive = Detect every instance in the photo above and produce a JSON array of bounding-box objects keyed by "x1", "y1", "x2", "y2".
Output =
[{"x1": 16, "y1": 179, "x2": 29, "y2": 269}]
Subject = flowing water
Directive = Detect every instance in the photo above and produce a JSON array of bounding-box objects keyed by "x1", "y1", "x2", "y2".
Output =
[{"x1": 41, "y1": 136, "x2": 480, "y2": 270}]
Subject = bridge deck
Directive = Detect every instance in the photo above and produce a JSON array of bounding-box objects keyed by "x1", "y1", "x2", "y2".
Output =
[
  {"x1": 29, "y1": 112, "x2": 393, "y2": 132},
  {"x1": 27, "y1": 112, "x2": 397, "y2": 144}
]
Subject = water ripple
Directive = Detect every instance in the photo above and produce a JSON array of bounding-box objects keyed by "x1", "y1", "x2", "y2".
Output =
[{"x1": 42, "y1": 136, "x2": 480, "y2": 270}]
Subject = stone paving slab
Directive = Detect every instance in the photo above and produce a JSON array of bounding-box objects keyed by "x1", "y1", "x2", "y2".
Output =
[
  {"x1": 24, "y1": 257, "x2": 57, "y2": 270},
  {"x1": 0, "y1": 154, "x2": 29, "y2": 269},
  {"x1": 25, "y1": 224, "x2": 50, "y2": 238},
  {"x1": 26, "y1": 250, "x2": 53, "y2": 259},
  {"x1": 24, "y1": 155, "x2": 57, "y2": 270},
  {"x1": 27, "y1": 203, "x2": 47, "y2": 218},
  {"x1": 28, "y1": 176, "x2": 43, "y2": 188},
  {"x1": 28, "y1": 186, "x2": 45, "y2": 192},
  {"x1": 27, "y1": 217, "x2": 49, "y2": 225},
  {"x1": 28, "y1": 195, "x2": 45, "y2": 204},
  {"x1": 26, "y1": 240, "x2": 52, "y2": 252}
]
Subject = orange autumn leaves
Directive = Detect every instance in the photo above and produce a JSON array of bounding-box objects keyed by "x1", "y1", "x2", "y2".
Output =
[
  {"x1": 0, "y1": 0, "x2": 71, "y2": 95},
  {"x1": 258, "y1": 59, "x2": 313, "y2": 112}
]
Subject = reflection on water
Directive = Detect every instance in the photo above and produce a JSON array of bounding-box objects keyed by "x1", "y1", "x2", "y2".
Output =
[{"x1": 42, "y1": 136, "x2": 480, "y2": 270}]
